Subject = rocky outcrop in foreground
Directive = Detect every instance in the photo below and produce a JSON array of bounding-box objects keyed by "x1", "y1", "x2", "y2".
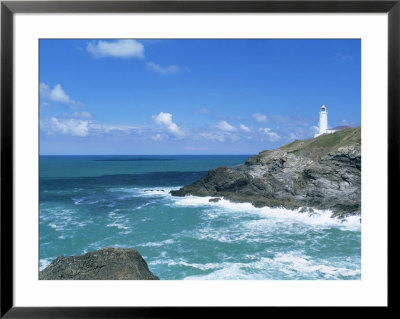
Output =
[
  {"x1": 39, "y1": 247, "x2": 159, "y2": 280},
  {"x1": 171, "y1": 127, "x2": 361, "y2": 218}
]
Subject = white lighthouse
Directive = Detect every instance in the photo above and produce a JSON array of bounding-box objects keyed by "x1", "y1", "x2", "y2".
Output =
[
  {"x1": 319, "y1": 105, "x2": 328, "y2": 135},
  {"x1": 314, "y1": 105, "x2": 336, "y2": 138}
]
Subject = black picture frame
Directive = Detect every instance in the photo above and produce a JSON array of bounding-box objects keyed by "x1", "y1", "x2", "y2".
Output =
[{"x1": 1, "y1": 0, "x2": 395, "y2": 317}]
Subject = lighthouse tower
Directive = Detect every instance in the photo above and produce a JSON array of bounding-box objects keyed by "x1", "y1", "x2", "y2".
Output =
[
  {"x1": 314, "y1": 105, "x2": 336, "y2": 138},
  {"x1": 318, "y1": 105, "x2": 328, "y2": 135}
]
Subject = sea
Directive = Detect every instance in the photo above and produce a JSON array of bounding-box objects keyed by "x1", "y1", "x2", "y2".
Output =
[{"x1": 39, "y1": 155, "x2": 361, "y2": 280}]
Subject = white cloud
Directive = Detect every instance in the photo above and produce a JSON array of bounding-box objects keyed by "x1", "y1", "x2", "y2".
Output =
[
  {"x1": 216, "y1": 120, "x2": 236, "y2": 132},
  {"x1": 197, "y1": 130, "x2": 240, "y2": 143},
  {"x1": 199, "y1": 132, "x2": 226, "y2": 142},
  {"x1": 146, "y1": 62, "x2": 182, "y2": 75},
  {"x1": 73, "y1": 111, "x2": 93, "y2": 119},
  {"x1": 311, "y1": 126, "x2": 319, "y2": 134},
  {"x1": 287, "y1": 126, "x2": 319, "y2": 141},
  {"x1": 239, "y1": 124, "x2": 251, "y2": 132},
  {"x1": 40, "y1": 83, "x2": 84, "y2": 108},
  {"x1": 152, "y1": 134, "x2": 163, "y2": 141},
  {"x1": 49, "y1": 117, "x2": 89, "y2": 137},
  {"x1": 39, "y1": 83, "x2": 50, "y2": 98},
  {"x1": 252, "y1": 112, "x2": 268, "y2": 123},
  {"x1": 49, "y1": 84, "x2": 70, "y2": 102},
  {"x1": 260, "y1": 127, "x2": 280, "y2": 142},
  {"x1": 89, "y1": 123, "x2": 141, "y2": 134},
  {"x1": 87, "y1": 40, "x2": 144, "y2": 58},
  {"x1": 42, "y1": 117, "x2": 149, "y2": 137},
  {"x1": 152, "y1": 112, "x2": 184, "y2": 137}
]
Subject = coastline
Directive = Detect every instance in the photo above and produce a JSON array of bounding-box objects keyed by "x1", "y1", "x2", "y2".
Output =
[
  {"x1": 171, "y1": 127, "x2": 361, "y2": 218},
  {"x1": 39, "y1": 155, "x2": 361, "y2": 280}
]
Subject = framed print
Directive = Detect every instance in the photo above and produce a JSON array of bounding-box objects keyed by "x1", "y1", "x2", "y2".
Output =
[{"x1": 1, "y1": 0, "x2": 395, "y2": 317}]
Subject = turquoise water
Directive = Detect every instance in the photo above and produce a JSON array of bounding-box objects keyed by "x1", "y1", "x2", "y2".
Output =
[{"x1": 39, "y1": 155, "x2": 361, "y2": 280}]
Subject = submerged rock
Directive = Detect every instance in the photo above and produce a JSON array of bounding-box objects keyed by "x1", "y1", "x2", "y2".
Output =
[
  {"x1": 39, "y1": 247, "x2": 159, "y2": 280},
  {"x1": 171, "y1": 127, "x2": 361, "y2": 218}
]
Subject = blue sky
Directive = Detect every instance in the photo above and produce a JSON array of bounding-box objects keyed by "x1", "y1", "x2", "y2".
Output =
[{"x1": 39, "y1": 39, "x2": 360, "y2": 155}]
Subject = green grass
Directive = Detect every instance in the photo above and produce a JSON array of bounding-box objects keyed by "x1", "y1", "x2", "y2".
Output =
[
  {"x1": 258, "y1": 126, "x2": 361, "y2": 161},
  {"x1": 313, "y1": 133, "x2": 343, "y2": 147}
]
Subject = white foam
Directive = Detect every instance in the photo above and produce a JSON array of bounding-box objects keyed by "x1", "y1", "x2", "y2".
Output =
[
  {"x1": 106, "y1": 222, "x2": 130, "y2": 230},
  {"x1": 39, "y1": 257, "x2": 54, "y2": 271},
  {"x1": 106, "y1": 187, "x2": 181, "y2": 203},
  {"x1": 134, "y1": 201, "x2": 155, "y2": 210},
  {"x1": 138, "y1": 239, "x2": 175, "y2": 247},
  {"x1": 184, "y1": 264, "x2": 267, "y2": 280},
  {"x1": 107, "y1": 209, "x2": 120, "y2": 218},
  {"x1": 108, "y1": 186, "x2": 180, "y2": 195},
  {"x1": 170, "y1": 195, "x2": 361, "y2": 231},
  {"x1": 47, "y1": 223, "x2": 67, "y2": 232},
  {"x1": 105, "y1": 209, "x2": 134, "y2": 233},
  {"x1": 191, "y1": 214, "x2": 360, "y2": 246},
  {"x1": 149, "y1": 258, "x2": 222, "y2": 271},
  {"x1": 182, "y1": 252, "x2": 360, "y2": 280},
  {"x1": 46, "y1": 206, "x2": 91, "y2": 236},
  {"x1": 72, "y1": 197, "x2": 101, "y2": 205},
  {"x1": 160, "y1": 251, "x2": 167, "y2": 258},
  {"x1": 268, "y1": 252, "x2": 361, "y2": 278},
  {"x1": 74, "y1": 221, "x2": 88, "y2": 227},
  {"x1": 194, "y1": 228, "x2": 250, "y2": 243},
  {"x1": 135, "y1": 187, "x2": 182, "y2": 197}
]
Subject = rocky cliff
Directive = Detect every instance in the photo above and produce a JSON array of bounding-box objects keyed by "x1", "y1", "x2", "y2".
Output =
[
  {"x1": 171, "y1": 126, "x2": 361, "y2": 218},
  {"x1": 39, "y1": 247, "x2": 159, "y2": 280}
]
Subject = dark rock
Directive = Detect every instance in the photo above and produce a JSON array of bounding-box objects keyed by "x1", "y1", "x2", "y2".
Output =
[
  {"x1": 209, "y1": 197, "x2": 221, "y2": 203},
  {"x1": 299, "y1": 207, "x2": 314, "y2": 214},
  {"x1": 170, "y1": 126, "x2": 361, "y2": 217},
  {"x1": 39, "y1": 247, "x2": 159, "y2": 280}
]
